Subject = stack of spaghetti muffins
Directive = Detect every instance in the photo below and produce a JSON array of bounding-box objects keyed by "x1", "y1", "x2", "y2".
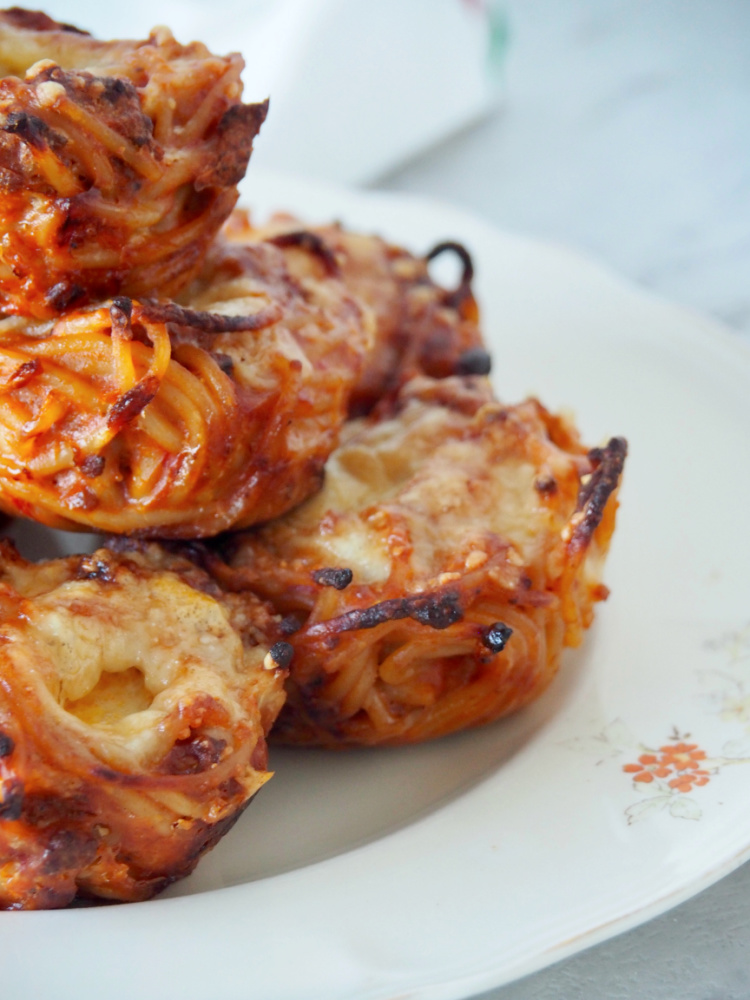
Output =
[{"x1": 0, "y1": 9, "x2": 626, "y2": 908}]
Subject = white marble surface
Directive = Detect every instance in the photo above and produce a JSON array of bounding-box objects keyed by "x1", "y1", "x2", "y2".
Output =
[
  {"x1": 376, "y1": 1, "x2": 750, "y2": 997},
  {"x1": 379, "y1": 0, "x2": 750, "y2": 338}
]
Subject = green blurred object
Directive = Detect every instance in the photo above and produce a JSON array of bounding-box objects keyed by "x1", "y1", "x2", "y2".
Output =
[{"x1": 487, "y1": 1, "x2": 511, "y2": 80}]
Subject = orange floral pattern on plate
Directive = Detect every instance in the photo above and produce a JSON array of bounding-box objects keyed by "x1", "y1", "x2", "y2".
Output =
[
  {"x1": 617, "y1": 727, "x2": 750, "y2": 824},
  {"x1": 562, "y1": 626, "x2": 750, "y2": 824},
  {"x1": 623, "y1": 742, "x2": 711, "y2": 794}
]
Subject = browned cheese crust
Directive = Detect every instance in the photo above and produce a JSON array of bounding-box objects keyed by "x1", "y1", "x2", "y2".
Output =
[
  {"x1": 0, "y1": 231, "x2": 371, "y2": 535},
  {"x1": 223, "y1": 210, "x2": 487, "y2": 415},
  {"x1": 0, "y1": 540, "x2": 286, "y2": 909},
  {"x1": 0, "y1": 8, "x2": 268, "y2": 318},
  {"x1": 208, "y1": 376, "x2": 626, "y2": 747}
]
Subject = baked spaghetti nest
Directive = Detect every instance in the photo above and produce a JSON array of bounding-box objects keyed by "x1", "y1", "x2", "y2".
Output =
[
  {"x1": 0, "y1": 227, "x2": 371, "y2": 536},
  {"x1": 204, "y1": 375, "x2": 626, "y2": 747},
  {"x1": 0, "y1": 8, "x2": 267, "y2": 318},
  {"x1": 0, "y1": 540, "x2": 287, "y2": 909},
  {"x1": 224, "y1": 210, "x2": 488, "y2": 416}
]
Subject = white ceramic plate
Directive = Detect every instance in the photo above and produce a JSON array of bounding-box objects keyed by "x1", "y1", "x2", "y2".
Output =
[{"x1": 2, "y1": 171, "x2": 750, "y2": 1000}]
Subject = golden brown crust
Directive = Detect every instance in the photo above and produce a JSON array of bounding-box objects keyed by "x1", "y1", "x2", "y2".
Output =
[
  {"x1": 223, "y1": 211, "x2": 487, "y2": 415},
  {"x1": 0, "y1": 11, "x2": 267, "y2": 318},
  {"x1": 0, "y1": 540, "x2": 285, "y2": 909},
  {"x1": 0, "y1": 232, "x2": 371, "y2": 536},
  {"x1": 208, "y1": 376, "x2": 626, "y2": 747}
]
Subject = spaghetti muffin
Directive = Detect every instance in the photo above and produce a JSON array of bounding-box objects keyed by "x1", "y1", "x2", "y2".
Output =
[
  {"x1": 224, "y1": 211, "x2": 488, "y2": 415},
  {"x1": 208, "y1": 376, "x2": 626, "y2": 747},
  {"x1": 0, "y1": 540, "x2": 287, "y2": 909},
  {"x1": 0, "y1": 8, "x2": 267, "y2": 317},
  {"x1": 0, "y1": 229, "x2": 371, "y2": 536}
]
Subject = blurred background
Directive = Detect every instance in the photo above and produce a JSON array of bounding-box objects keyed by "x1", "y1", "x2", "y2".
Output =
[
  {"x1": 36, "y1": 0, "x2": 750, "y2": 995},
  {"x1": 380, "y1": 0, "x2": 750, "y2": 339}
]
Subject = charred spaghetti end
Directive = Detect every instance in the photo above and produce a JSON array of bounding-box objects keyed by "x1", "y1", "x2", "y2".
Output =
[
  {"x1": 223, "y1": 211, "x2": 487, "y2": 415},
  {"x1": 0, "y1": 10, "x2": 267, "y2": 318},
  {"x1": 0, "y1": 228, "x2": 370, "y2": 537},
  {"x1": 0, "y1": 540, "x2": 285, "y2": 909},
  {"x1": 215, "y1": 375, "x2": 626, "y2": 747}
]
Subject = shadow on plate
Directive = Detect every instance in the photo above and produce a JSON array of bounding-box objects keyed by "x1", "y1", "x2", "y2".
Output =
[
  {"x1": 168, "y1": 637, "x2": 594, "y2": 896},
  {"x1": 2, "y1": 520, "x2": 101, "y2": 560}
]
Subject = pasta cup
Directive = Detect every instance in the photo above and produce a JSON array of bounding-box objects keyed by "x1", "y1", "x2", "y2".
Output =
[
  {"x1": 224, "y1": 210, "x2": 488, "y2": 415},
  {"x1": 0, "y1": 230, "x2": 370, "y2": 536},
  {"x1": 0, "y1": 540, "x2": 286, "y2": 908},
  {"x1": 0, "y1": 9, "x2": 267, "y2": 318},
  {"x1": 209, "y1": 376, "x2": 626, "y2": 747}
]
